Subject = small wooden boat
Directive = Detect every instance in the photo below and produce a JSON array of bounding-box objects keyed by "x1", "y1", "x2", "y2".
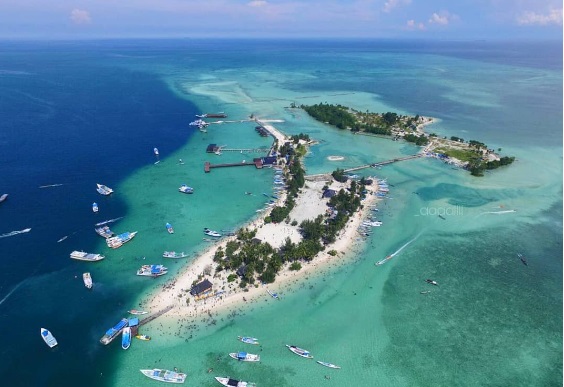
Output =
[
  {"x1": 135, "y1": 334, "x2": 151, "y2": 341},
  {"x1": 229, "y1": 352, "x2": 260, "y2": 362},
  {"x1": 140, "y1": 369, "x2": 186, "y2": 384},
  {"x1": 237, "y1": 336, "x2": 259, "y2": 345},
  {"x1": 316, "y1": 360, "x2": 341, "y2": 369},
  {"x1": 215, "y1": 377, "x2": 255, "y2": 387},
  {"x1": 286, "y1": 345, "x2": 313, "y2": 359}
]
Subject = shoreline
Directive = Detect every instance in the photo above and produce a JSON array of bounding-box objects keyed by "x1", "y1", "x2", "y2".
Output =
[{"x1": 140, "y1": 124, "x2": 381, "y2": 326}]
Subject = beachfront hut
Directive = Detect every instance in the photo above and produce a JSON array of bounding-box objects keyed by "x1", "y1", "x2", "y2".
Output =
[
  {"x1": 190, "y1": 279, "x2": 213, "y2": 297},
  {"x1": 322, "y1": 189, "x2": 337, "y2": 199},
  {"x1": 236, "y1": 264, "x2": 247, "y2": 278},
  {"x1": 262, "y1": 156, "x2": 277, "y2": 165}
]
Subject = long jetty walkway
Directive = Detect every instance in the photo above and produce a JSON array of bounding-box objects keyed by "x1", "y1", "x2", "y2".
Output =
[
  {"x1": 305, "y1": 154, "x2": 423, "y2": 181},
  {"x1": 204, "y1": 117, "x2": 287, "y2": 173},
  {"x1": 139, "y1": 304, "x2": 175, "y2": 326}
]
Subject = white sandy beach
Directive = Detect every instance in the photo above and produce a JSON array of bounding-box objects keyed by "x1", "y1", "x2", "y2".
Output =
[{"x1": 140, "y1": 122, "x2": 381, "y2": 326}]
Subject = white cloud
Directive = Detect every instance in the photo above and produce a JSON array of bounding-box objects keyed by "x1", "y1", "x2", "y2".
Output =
[
  {"x1": 517, "y1": 8, "x2": 563, "y2": 26},
  {"x1": 406, "y1": 19, "x2": 425, "y2": 31},
  {"x1": 383, "y1": 0, "x2": 411, "y2": 13},
  {"x1": 248, "y1": 0, "x2": 268, "y2": 7},
  {"x1": 70, "y1": 9, "x2": 91, "y2": 25},
  {"x1": 428, "y1": 10, "x2": 458, "y2": 26}
]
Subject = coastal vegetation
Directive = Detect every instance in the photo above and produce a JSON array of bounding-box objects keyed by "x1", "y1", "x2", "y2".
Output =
[
  {"x1": 212, "y1": 137, "x2": 369, "y2": 286},
  {"x1": 301, "y1": 103, "x2": 515, "y2": 176}
]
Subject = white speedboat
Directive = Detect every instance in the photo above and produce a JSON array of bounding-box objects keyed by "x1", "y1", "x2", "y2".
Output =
[
  {"x1": 215, "y1": 377, "x2": 255, "y2": 387},
  {"x1": 154, "y1": 147, "x2": 159, "y2": 156},
  {"x1": 203, "y1": 228, "x2": 221, "y2": 237},
  {"x1": 140, "y1": 369, "x2": 186, "y2": 384},
  {"x1": 375, "y1": 255, "x2": 393, "y2": 266},
  {"x1": 425, "y1": 279, "x2": 438, "y2": 286},
  {"x1": 83, "y1": 272, "x2": 93, "y2": 289},
  {"x1": 163, "y1": 251, "x2": 188, "y2": 259},
  {"x1": 286, "y1": 345, "x2": 313, "y2": 359},
  {"x1": 229, "y1": 352, "x2": 260, "y2": 362},
  {"x1": 0, "y1": 193, "x2": 8, "y2": 203},
  {"x1": 128, "y1": 309, "x2": 148, "y2": 315},
  {"x1": 137, "y1": 264, "x2": 168, "y2": 277},
  {"x1": 166, "y1": 223, "x2": 174, "y2": 234},
  {"x1": 178, "y1": 184, "x2": 194, "y2": 194},
  {"x1": 41, "y1": 328, "x2": 58, "y2": 348},
  {"x1": 317, "y1": 360, "x2": 341, "y2": 369},
  {"x1": 70, "y1": 251, "x2": 105, "y2": 262},
  {"x1": 237, "y1": 336, "x2": 259, "y2": 345},
  {"x1": 121, "y1": 326, "x2": 131, "y2": 350},
  {"x1": 92, "y1": 202, "x2": 99, "y2": 213},
  {"x1": 96, "y1": 184, "x2": 113, "y2": 195}
]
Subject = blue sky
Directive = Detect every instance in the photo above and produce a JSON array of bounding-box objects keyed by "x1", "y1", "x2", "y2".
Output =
[{"x1": 1, "y1": 0, "x2": 561, "y2": 40}]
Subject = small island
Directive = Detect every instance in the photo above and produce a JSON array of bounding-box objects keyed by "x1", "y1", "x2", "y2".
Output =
[{"x1": 298, "y1": 103, "x2": 515, "y2": 176}]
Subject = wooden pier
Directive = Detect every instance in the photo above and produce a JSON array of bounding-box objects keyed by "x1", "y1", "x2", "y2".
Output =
[
  {"x1": 205, "y1": 160, "x2": 263, "y2": 172},
  {"x1": 139, "y1": 304, "x2": 175, "y2": 327}
]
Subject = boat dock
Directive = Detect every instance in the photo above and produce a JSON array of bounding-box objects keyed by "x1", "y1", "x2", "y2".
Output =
[
  {"x1": 138, "y1": 304, "x2": 175, "y2": 327},
  {"x1": 204, "y1": 160, "x2": 263, "y2": 173}
]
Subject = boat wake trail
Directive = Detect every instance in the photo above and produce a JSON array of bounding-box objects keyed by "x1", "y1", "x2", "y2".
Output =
[
  {"x1": 478, "y1": 210, "x2": 516, "y2": 216},
  {"x1": 376, "y1": 231, "x2": 423, "y2": 266},
  {"x1": 389, "y1": 231, "x2": 424, "y2": 258},
  {"x1": 0, "y1": 228, "x2": 31, "y2": 239},
  {"x1": 0, "y1": 281, "x2": 25, "y2": 307},
  {"x1": 38, "y1": 183, "x2": 64, "y2": 188}
]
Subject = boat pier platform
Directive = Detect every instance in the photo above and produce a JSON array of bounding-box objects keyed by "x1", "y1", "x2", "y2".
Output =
[
  {"x1": 204, "y1": 160, "x2": 263, "y2": 173},
  {"x1": 139, "y1": 304, "x2": 175, "y2": 327}
]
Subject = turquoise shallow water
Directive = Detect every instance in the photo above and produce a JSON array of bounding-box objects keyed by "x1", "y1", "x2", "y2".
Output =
[
  {"x1": 105, "y1": 40, "x2": 562, "y2": 387},
  {"x1": 0, "y1": 40, "x2": 560, "y2": 387}
]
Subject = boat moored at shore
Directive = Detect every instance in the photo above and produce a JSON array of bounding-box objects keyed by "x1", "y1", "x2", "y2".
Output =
[
  {"x1": 163, "y1": 251, "x2": 188, "y2": 259},
  {"x1": 128, "y1": 309, "x2": 148, "y2": 315},
  {"x1": 140, "y1": 369, "x2": 186, "y2": 384},
  {"x1": 70, "y1": 251, "x2": 105, "y2": 262},
  {"x1": 204, "y1": 228, "x2": 221, "y2": 237},
  {"x1": 137, "y1": 264, "x2": 168, "y2": 277},
  {"x1": 100, "y1": 318, "x2": 128, "y2": 345},
  {"x1": 106, "y1": 231, "x2": 137, "y2": 248},
  {"x1": 121, "y1": 326, "x2": 131, "y2": 350},
  {"x1": 95, "y1": 225, "x2": 114, "y2": 238}
]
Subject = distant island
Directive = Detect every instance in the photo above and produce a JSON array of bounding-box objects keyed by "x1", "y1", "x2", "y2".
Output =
[{"x1": 297, "y1": 103, "x2": 515, "y2": 176}]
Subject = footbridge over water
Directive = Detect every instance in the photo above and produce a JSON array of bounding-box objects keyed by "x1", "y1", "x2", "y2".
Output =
[{"x1": 304, "y1": 154, "x2": 423, "y2": 181}]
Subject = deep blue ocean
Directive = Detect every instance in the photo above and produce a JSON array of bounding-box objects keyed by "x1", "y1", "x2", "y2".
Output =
[{"x1": 0, "y1": 39, "x2": 561, "y2": 386}]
